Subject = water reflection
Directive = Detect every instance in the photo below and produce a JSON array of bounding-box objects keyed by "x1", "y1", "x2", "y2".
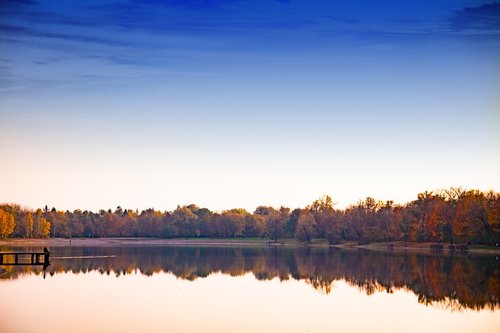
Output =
[{"x1": 1, "y1": 246, "x2": 498, "y2": 311}]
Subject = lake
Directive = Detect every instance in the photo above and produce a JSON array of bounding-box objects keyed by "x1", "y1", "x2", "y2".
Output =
[{"x1": 1, "y1": 245, "x2": 499, "y2": 333}]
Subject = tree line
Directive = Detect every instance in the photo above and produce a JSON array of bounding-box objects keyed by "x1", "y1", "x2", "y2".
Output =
[{"x1": 0, "y1": 187, "x2": 499, "y2": 244}]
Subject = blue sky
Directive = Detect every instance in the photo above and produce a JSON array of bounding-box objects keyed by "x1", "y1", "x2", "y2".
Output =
[{"x1": 1, "y1": 0, "x2": 499, "y2": 211}]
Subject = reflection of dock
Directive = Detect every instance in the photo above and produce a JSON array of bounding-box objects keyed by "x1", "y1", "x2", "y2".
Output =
[{"x1": 0, "y1": 249, "x2": 51, "y2": 268}]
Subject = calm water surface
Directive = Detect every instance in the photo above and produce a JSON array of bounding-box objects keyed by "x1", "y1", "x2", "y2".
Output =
[{"x1": 1, "y1": 246, "x2": 499, "y2": 333}]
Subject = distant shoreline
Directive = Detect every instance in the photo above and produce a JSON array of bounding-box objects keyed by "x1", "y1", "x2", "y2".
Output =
[{"x1": 1, "y1": 238, "x2": 499, "y2": 254}]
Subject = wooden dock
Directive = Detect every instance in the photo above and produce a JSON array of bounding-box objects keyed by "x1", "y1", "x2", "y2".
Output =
[{"x1": 0, "y1": 249, "x2": 51, "y2": 266}]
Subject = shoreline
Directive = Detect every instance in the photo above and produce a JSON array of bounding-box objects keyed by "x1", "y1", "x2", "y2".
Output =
[{"x1": 1, "y1": 238, "x2": 499, "y2": 254}]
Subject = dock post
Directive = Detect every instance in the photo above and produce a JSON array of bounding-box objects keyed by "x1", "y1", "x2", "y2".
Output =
[{"x1": 43, "y1": 247, "x2": 50, "y2": 265}]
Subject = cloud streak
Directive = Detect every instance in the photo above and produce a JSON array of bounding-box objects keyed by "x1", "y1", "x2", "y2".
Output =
[
  {"x1": 450, "y1": 2, "x2": 500, "y2": 33},
  {"x1": 1, "y1": 0, "x2": 499, "y2": 93},
  {"x1": 0, "y1": 24, "x2": 131, "y2": 47}
]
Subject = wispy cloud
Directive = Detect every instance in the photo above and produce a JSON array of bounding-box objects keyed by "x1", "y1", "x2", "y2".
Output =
[
  {"x1": 1, "y1": 0, "x2": 36, "y2": 4},
  {"x1": 1, "y1": 0, "x2": 499, "y2": 94},
  {"x1": 0, "y1": 24, "x2": 130, "y2": 46},
  {"x1": 450, "y1": 2, "x2": 500, "y2": 33},
  {"x1": 132, "y1": 0, "x2": 289, "y2": 8}
]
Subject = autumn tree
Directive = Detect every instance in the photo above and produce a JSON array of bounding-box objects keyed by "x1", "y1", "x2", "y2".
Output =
[
  {"x1": 308, "y1": 195, "x2": 335, "y2": 238},
  {"x1": 0, "y1": 204, "x2": 23, "y2": 237},
  {"x1": 171, "y1": 205, "x2": 199, "y2": 237},
  {"x1": 296, "y1": 211, "x2": 316, "y2": 243},
  {"x1": 255, "y1": 206, "x2": 288, "y2": 242},
  {"x1": 45, "y1": 209, "x2": 68, "y2": 237},
  {"x1": 407, "y1": 192, "x2": 434, "y2": 242},
  {"x1": 136, "y1": 208, "x2": 164, "y2": 237},
  {"x1": 453, "y1": 190, "x2": 498, "y2": 244},
  {"x1": 0, "y1": 208, "x2": 15, "y2": 239},
  {"x1": 485, "y1": 191, "x2": 500, "y2": 244},
  {"x1": 40, "y1": 217, "x2": 51, "y2": 238},
  {"x1": 209, "y1": 212, "x2": 245, "y2": 238},
  {"x1": 24, "y1": 211, "x2": 34, "y2": 238},
  {"x1": 191, "y1": 207, "x2": 212, "y2": 237},
  {"x1": 243, "y1": 214, "x2": 265, "y2": 238},
  {"x1": 285, "y1": 208, "x2": 301, "y2": 238},
  {"x1": 13, "y1": 210, "x2": 34, "y2": 238},
  {"x1": 376, "y1": 201, "x2": 393, "y2": 241},
  {"x1": 344, "y1": 197, "x2": 380, "y2": 243}
]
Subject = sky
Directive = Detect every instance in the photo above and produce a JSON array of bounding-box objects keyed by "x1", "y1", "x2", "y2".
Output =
[{"x1": 0, "y1": 0, "x2": 499, "y2": 212}]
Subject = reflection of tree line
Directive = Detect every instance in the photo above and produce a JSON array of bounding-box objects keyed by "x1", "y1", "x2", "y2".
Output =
[{"x1": 1, "y1": 246, "x2": 498, "y2": 311}]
